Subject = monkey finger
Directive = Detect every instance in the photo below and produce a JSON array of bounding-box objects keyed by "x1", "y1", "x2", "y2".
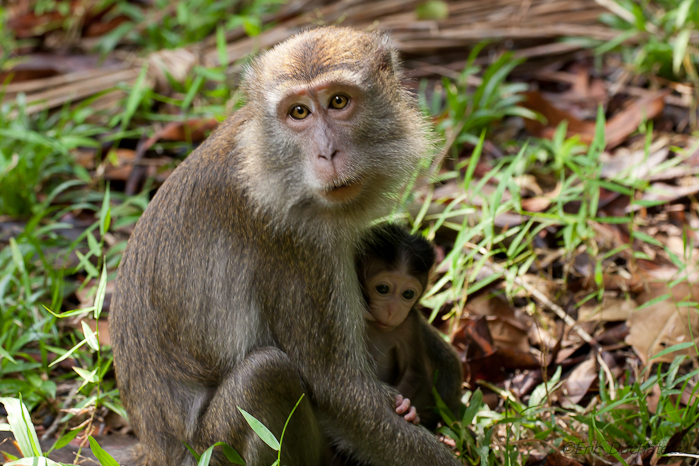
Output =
[
  {"x1": 404, "y1": 407, "x2": 419, "y2": 425},
  {"x1": 395, "y1": 397, "x2": 411, "y2": 415}
]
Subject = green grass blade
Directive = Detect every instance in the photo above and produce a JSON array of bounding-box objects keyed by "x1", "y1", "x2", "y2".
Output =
[
  {"x1": 650, "y1": 342, "x2": 696, "y2": 360},
  {"x1": 673, "y1": 29, "x2": 691, "y2": 75},
  {"x1": 237, "y1": 407, "x2": 280, "y2": 451},
  {"x1": 0, "y1": 397, "x2": 42, "y2": 457},
  {"x1": 94, "y1": 263, "x2": 108, "y2": 320},
  {"x1": 88, "y1": 436, "x2": 121, "y2": 466},
  {"x1": 278, "y1": 394, "x2": 304, "y2": 463}
]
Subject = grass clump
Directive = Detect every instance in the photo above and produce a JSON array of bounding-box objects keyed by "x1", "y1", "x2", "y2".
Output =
[
  {"x1": 2, "y1": 7, "x2": 699, "y2": 465},
  {"x1": 598, "y1": 0, "x2": 699, "y2": 81},
  {"x1": 98, "y1": 0, "x2": 284, "y2": 54}
]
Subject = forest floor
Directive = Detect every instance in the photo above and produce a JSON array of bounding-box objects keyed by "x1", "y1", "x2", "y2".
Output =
[{"x1": 1, "y1": 0, "x2": 699, "y2": 465}]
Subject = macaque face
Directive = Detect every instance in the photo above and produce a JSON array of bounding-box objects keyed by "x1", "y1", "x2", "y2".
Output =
[
  {"x1": 276, "y1": 84, "x2": 366, "y2": 206},
  {"x1": 363, "y1": 267, "x2": 423, "y2": 332}
]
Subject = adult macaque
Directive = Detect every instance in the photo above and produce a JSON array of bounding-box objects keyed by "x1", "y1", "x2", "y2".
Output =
[
  {"x1": 358, "y1": 224, "x2": 463, "y2": 430},
  {"x1": 110, "y1": 27, "x2": 461, "y2": 465}
]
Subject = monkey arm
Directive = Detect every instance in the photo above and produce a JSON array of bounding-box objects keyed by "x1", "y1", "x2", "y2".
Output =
[
  {"x1": 257, "y1": 269, "x2": 458, "y2": 465},
  {"x1": 417, "y1": 311, "x2": 464, "y2": 418}
]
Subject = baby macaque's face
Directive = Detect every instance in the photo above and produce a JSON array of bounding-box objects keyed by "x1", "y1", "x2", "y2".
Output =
[{"x1": 363, "y1": 266, "x2": 423, "y2": 332}]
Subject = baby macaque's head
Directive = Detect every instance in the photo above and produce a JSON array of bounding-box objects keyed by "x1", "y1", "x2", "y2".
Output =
[{"x1": 357, "y1": 225, "x2": 436, "y2": 332}]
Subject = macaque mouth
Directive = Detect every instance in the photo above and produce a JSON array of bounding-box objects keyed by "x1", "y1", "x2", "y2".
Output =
[
  {"x1": 373, "y1": 321, "x2": 391, "y2": 330},
  {"x1": 322, "y1": 176, "x2": 363, "y2": 203}
]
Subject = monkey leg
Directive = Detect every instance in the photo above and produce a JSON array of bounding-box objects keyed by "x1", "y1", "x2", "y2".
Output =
[{"x1": 197, "y1": 347, "x2": 324, "y2": 466}]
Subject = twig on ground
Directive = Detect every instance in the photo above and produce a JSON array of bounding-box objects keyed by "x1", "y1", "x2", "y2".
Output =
[{"x1": 41, "y1": 381, "x2": 80, "y2": 441}]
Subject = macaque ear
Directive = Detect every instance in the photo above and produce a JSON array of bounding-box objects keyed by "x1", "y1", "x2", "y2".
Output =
[
  {"x1": 377, "y1": 49, "x2": 397, "y2": 73},
  {"x1": 372, "y1": 32, "x2": 401, "y2": 76}
]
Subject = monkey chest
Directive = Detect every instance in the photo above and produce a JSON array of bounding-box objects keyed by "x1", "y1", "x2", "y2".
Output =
[{"x1": 366, "y1": 329, "x2": 407, "y2": 387}]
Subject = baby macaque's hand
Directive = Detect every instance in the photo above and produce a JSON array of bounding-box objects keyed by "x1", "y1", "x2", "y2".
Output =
[{"x1": 395, "y1": 394, "x2": 420, "y2": 425}]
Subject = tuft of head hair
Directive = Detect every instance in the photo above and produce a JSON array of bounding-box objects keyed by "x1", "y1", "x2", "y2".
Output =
[
  {"x1": 358, "y1": 224, "x2": 436, "y2": 290},
  {"x1": 242, "y1": 27, "x2": 402, "y2": 105}
]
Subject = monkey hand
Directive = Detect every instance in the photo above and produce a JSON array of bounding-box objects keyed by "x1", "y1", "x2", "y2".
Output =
[{"x1": 394, "y1": 394, "x2": 420, "y2": 425}]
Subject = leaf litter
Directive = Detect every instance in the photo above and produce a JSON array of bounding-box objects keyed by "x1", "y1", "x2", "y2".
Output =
[{"x1": 2, "y1": 0, "x2": 699, "y2": 464}]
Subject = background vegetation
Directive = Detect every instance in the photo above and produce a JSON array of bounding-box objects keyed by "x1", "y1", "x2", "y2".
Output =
[{"x1": 1, "y1": 0, "x2": 698, "y2": 465}]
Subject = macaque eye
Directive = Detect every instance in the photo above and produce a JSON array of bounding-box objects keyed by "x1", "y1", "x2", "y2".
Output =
[
  {"x1": 289, "y1": 105, "x2": 310, "y2": 120},
  {"x1": 376, "y1": 284, "x2": 389, "y2": 294},
  {"x1": 329, "y1": 95, "x2": 348, "y2": 109},
  {"x1": 402, "y1": 289, "x2": 416, "y2": 300}
]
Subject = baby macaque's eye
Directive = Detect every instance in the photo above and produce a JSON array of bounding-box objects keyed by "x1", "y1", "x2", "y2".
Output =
[
  {"x1": 376, "y1": 284, "x2": 389, "y2": 294},
  {"x1": 402, "y1": 289, "x2": 416, "y2": 300}
]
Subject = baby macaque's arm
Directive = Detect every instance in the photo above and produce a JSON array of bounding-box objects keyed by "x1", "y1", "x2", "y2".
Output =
[{"x1": 395, "y1": 394, "x2": 420, "y2": 425}]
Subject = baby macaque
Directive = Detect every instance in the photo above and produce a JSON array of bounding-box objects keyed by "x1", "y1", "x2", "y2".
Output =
[{"x1": 357, "y1": 224, "x2": 463, "y2": 429}]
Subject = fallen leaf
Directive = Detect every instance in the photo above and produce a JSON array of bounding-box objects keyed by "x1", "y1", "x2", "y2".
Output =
[
  {"x1": 605, "y1": 93, "x2": 666, "y2": 148},
  {"x1": 521, "y1": 91, "x2": 595, "y2": 142},
  {"x1": 627, "y1": 182, "x2": 699, "y2": 212},
  {"x1": 645, "y1": 384, "x2": 661, "y2": 414},
  {"x1": 84, "y1": 15, "x2": 131, "y2": 37},
  {"x1": 157, "y1": 118, "x2": 219, "y2": 143},
  {"x1": 596, "y1": 323, "x2": 630, "y2": 347},
  {"x1": 600, "y1": 146, "x2": 668, "y2": 180},
  {"x1": 579, "y1": 298, "x2": 637, "y2": 323},
  {"x1": 521, "y1": 91, "x2": 666, "y2": 149},
  {"x1": 625, "y1": 284, "x2": 699, "y2": 364},
  {"x1": 542, "y1": 451, "x2": 584, "y2": 466},
  {"x1": 102, "y1": 149, "x2": 136, "y2": 181},
  {"x1": 521, "y1": 183, "x2": 563, "y2": 212},
  {"x1": 488, "y1": 318, "x2": 530, "y2": 352},
  {"x1": 561, "y1": 356, "x2": 597, "y2": 406}
]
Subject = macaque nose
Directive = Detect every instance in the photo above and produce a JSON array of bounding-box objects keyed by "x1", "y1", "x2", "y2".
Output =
[
  {"x1": 314, "y1": 149, "x2": 346, "y2": 183},
  {"x1": 318, "y1": 150, "x2": 338, "y2": 161}
]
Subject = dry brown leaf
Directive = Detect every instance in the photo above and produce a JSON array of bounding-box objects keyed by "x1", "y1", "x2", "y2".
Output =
[
  {"x1": 627, "y1": 182, "x2": 699, "y2": 212},
  {"x1": 645, "y1": 383, "x2": 662, "y2": 414},
  {"x1": 103, "y1": 149, "x2": 136, "y2": 181},
  {"x1": 605, "y1": 93, "x2": 666, "y2": 148},
  {"x1": 561, "y1": 356, "x2": 597, "y2": 406},
  {"x1": 157, "y1": 118, "x2": 219, "y2": 143},
  {"x1": 521, "y1": 91, "x2": 665, "y2": 149},
  {"x1": 7, "y1": 9, "x2": 65, "y2": 39},
  {"x1": 464, "y1": 294, "x2": 531, "y2": 351},
  {"x1": 625, "y1": 286, "x2": 699, "y2": 364},
  {"x1": 579, "y1": 298, "x2": 637, "y2": 323},
  {"x1": 542, "y1": 452, "x2": 584, "y2": 466},
  {"x1": 488, "y1": 318, "x2": 530, "y2": 352},
  {"x1": 521, "y1": 91, "x2": 595, "y2": 142},
  {"x1": 84, "y1": 15, "x2": 131, "y2": 37},
  {"x1": 680, "y1": 382, "x2": 699, "y2": 406},
  {"x1": 521, "y1": 183, "x2": 563, "y2": 212},
  {"x1": 596, "y1": 323, "x2": 630, "y2": 347},
  {"x1": 600, "y1": 146, "x2": 668, "y2": 180},
  {"x1": 465, "y1": 294, "x2": 516, "y2": 320},
  {"x1": 520, "y1": 196, "x2": 553, "y2": 212},
  {"x1": 514, "y1": 174, "x2": 543, "y2": 195},
  {"x1": 74, "y1": 149, "x2": 95, "y2": 169}
]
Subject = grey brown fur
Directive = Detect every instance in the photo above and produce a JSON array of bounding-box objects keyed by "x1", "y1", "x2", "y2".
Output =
[
  {"x1": 110, "y1": 27, "x2": 460, "y2": 465},
  {"x1": 366, "y1": 309, "x2": 463, "y2": 430},
  {"x1": 359, "y1": 225, "x2": 463, "y2": 429}
]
